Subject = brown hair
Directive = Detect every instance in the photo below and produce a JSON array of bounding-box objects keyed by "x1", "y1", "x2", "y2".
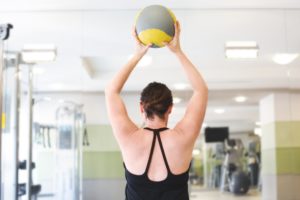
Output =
[{"x1": 140, "y1": 82, "x2": 173, "y2": 119}]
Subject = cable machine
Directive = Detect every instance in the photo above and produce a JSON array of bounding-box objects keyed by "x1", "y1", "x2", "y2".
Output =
[{"x1": 0, "y1": 23, "x2": 13, "y2": 199}]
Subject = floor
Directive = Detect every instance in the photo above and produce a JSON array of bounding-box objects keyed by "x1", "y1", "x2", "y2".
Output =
[{"x1": 190, "y1": 189, "x2": 261, "y2": 200}]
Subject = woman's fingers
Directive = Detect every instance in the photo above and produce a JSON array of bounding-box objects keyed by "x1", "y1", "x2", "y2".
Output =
[
  {"x1": 176, "y1": 21, "x2": 181, "y2": 33},
  {"x1": 132, "y1": 26, "x2": 141, "y2": 43},
  {"x1": 131, "y1": 26, "x2": 137, "y2": 37},
  {"x1": 174, "y1": 21, "x2": 180, "y2": 39}
]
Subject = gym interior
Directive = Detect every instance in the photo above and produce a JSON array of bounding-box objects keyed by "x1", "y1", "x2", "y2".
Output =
[{"x1": 1, "y1": 1, "x2": 300, "y2": 200}]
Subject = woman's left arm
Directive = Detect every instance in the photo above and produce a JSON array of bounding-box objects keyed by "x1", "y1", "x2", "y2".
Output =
[{"x1": 105, "y1": 28, "x2": 151, "y2": 144}]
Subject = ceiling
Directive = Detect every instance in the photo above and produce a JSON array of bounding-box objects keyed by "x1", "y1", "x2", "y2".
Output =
[
  {"x1": 1, "y1": 1, "x2": 300, "y2": 134},
  {"x1": 1, "y1": 0, "x2": 300, "y2": 11}
]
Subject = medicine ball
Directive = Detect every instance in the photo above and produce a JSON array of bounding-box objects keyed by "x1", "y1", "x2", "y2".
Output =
[
  {"x1": 135, "y1": 5, "x2": 176, "y2": 48},
  {"x1": 229, "y1": 171, "x2": 250, "y2": 195}
]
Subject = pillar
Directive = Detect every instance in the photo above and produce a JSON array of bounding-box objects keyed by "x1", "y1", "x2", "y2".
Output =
[{"x1": 260, "y1": 92, "x2": 300, "y2": 200}]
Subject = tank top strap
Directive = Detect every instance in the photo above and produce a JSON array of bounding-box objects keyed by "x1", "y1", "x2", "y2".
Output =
[
  {"x1": 143, "y1": 127, "x2": 171, "y2": 174},
  {"x1": 144, "y1": 127, "x2": 169, "y2": 132},
  {"x1": 156, "y1": 133, "x2": 171, "y2": 173},
  {"x1": 144, "y1": 132, "x2": 157, "y2": 173}
]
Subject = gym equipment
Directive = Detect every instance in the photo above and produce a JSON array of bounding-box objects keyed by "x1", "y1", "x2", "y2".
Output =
[
  {"x1": 82, "y1": 128, "x2": 89, "y2": 146},
  {"x1": 55, "y1": 102, "x2": 85, "y2": 200},
  {"x1": 0, "y1": 23, "x2": 13, "y2": 200},
  {"x1": 17, "y1": 160, "x2": 42, "y2": 200},
  {"x1": 33, "y1": 123, "x2": 56, "y2": 148},
  {"x1": 204, "y1": 128, "x2": 250, "y2": 195},
  {"x1": 229, "y1": 171, "x2": 250, "y2": 194},
  {"x1": 220, "y1": 139, "x2": 250, "y2": 195},
  {"x1": 0, "y1": 24, "x2": 13, "y2": 40},
  {"x1": 135, "y1": 5, "x2": 176, "y2": 48},
  {"x1": 209, "y1": 143, "x2": 225, "y2": 188},
  {"x1": 82, "y1": 114, "x2": 90, "y2": 146},
  {"x1": 246, "y1": 140, "x2": 260, "y2": 187}
]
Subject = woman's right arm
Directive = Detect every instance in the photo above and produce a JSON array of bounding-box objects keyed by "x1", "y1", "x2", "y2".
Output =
[{"x1": 166, "y1": 21, "x2": 208, "y2": 141}]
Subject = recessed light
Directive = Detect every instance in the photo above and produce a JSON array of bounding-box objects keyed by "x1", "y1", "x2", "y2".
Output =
[
  {"x1": 225, "y1": 41, "x2": 258, "y2": 59},
  {"x1": 272, "y1": 53, "x2": 298, "y2": 65},
  {"x1": 173, "y1": 97, "x2": 182, "y2": 104},
  {"x1": 254, "y1": 128, "x2": 262, "y2": 136},
  {"x1": 214, "y1": 108, "x2": 225, "y2": 114},
  {"x1": 192, "y1": 149, "x2": 201, "y2": 156},
  {"x1": 128, "y1": 54, "x2": 152, "y2": 67},
  {"x1": 234, "y1": 96, "x2": 247, "y2": 103}
]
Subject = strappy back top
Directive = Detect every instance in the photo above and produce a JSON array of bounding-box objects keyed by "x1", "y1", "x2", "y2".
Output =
[{"x1": 124, "y1": 127, "x2": 190, "y2": 200}]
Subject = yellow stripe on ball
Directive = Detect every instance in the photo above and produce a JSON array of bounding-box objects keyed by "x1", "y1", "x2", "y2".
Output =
[{"x1": 138, "y1": 29, "x2": 173, "y2": 47}]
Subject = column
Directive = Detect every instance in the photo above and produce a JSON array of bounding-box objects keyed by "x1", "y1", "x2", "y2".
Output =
[{"x1": 260, "y1": 92, "x2": 300, "y2": 200}]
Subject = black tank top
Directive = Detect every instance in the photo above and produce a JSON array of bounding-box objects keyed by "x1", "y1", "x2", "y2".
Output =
[{"x1": 124, "y1": 127, "x2": 190, "y2": 200}]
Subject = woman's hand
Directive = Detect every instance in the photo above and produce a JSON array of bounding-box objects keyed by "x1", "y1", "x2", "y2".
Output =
[
  {"x1": 132, "y1": 27, "x2": 151, "y2": 57},
  {"x1": 164, "y1": 21, "x2": 182, "y2": 54}
]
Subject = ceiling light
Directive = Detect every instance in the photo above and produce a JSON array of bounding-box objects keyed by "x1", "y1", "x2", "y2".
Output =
[
  {"x1": 22, "y1": 44, "x2": 57, "y2": 63},
  {"x1": 272, "y1": 53, "x2": 298, "y2": 65},
  {"x1": 234, "y1": 96, "x2": 247, "y2": 103},
  {"x1": 173, "y1": 97, "x2": 182, "y2": 104},
  {"x1": 225, "y1": 41, "x2": 258, "y2": 59},
  {"x1": 214, "y1": 108, "x2": 225, "y2": 114},
  {"x1": 173, "y1": 83, "x2": 189, "y2": 90},
  {"x1": 225, "y1": 49, "x2": 258, "y2": 59},
  {"x1": 202, "y1": 123, "x2": 207, "y2": 128},
  {"x1": 192, "y1": 149, "x2": 201, "y2": 156},
  {"x1": 254, "y1": 128, "x2": 262, "y2": 136},
  {"x1": 128, "y1": 54, "x2": 152, "y2": 67}
]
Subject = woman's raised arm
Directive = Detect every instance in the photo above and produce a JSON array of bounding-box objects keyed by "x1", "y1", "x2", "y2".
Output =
[
  {"x1": 166, "y1": 21, "x2": 208, "y2": 141},
  {"x1": 105, "y1": 28, "x2": 151, "y2": 144}
]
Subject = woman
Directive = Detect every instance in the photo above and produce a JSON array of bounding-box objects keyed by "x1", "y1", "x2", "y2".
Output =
[{"x1": 105, "y1": 21, "x2": 208, "y2": 200}]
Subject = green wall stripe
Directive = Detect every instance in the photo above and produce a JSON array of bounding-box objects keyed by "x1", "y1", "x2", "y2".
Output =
[
  {"x1": 36, "y1": 151, "x2": 125, "y2": 180},
  {"x1": 83, "y1": 151, "x2": 124, "y2": 179},
  {"x1": 262, "y1": 147, "x2": 300, "y2": 175},
  {"x1": 276, "y1": 147, "x2": 300, "y2": 174},
  {"x1": 276, "y1": 121, "x2": 300, "y2": 147},
  {"x1": 83, "y1": 125, "x2": 120, "y2": 152},
  {"x1": 261, "y1": 121, "x2": 300, "y2": 175}
]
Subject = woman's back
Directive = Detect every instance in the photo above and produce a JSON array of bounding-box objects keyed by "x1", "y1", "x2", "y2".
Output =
[
  {"x1": 122, "y1": 128, "x2": 193, "y2": 182},
  {"x1": 123, "y1": 127, "x2": 191, "y2": 200}
]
